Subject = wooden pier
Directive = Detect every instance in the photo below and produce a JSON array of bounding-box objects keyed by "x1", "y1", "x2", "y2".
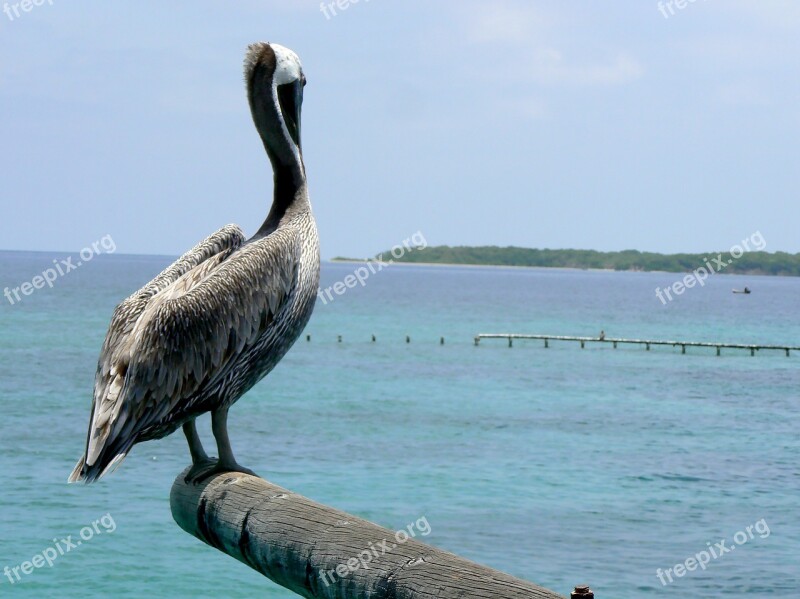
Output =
[{"x1": 475, "y1": 334, "x2": 800, "y2": 357}]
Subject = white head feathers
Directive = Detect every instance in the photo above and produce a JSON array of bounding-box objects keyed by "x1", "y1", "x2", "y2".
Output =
[{"x1": 244, "y1": 42, "x2": 304, "y2": 85}]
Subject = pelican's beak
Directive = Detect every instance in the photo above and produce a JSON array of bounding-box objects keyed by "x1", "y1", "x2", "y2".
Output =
[{"x1": 277, "y1": 78, "x2": 303, "y2": 152}]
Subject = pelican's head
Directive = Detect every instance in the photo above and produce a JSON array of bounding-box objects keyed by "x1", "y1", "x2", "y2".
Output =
[{"x1": 245, "y1": 42, "x2": 306, "y2": 167}]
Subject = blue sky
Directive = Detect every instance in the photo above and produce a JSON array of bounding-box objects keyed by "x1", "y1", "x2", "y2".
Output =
[{"x1": 1, "y1": 1, "x2": 797, "y2": 258}]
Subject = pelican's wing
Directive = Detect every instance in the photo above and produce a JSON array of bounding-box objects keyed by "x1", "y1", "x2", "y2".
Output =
[
  {"x1": 70, "y1": 224, "x2": 245, "y2": 482},
  {"x1": 71, "y1": 227, "x2": 300, "y2": 482},
  {"x1": 95, "y1": 224, "x2": 246, "y2": 393}
]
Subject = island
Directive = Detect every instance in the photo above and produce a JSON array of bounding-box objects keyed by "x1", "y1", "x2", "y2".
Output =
[{"x1": 333, "y1": 246, "x2": 800, "y2": 277}]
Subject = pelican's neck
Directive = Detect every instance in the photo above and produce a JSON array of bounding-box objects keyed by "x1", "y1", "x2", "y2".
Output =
[
  {"x1": 255, "y1": 174, "x2": 309, "y2": 238},
  {"x1": 248, "y1": 83, "x2": 308, "y2": 238}
]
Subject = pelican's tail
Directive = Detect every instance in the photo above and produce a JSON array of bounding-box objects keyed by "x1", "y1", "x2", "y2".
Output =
[{"x1": 67, "y1": 446, "x2": 131, "y2": 484}]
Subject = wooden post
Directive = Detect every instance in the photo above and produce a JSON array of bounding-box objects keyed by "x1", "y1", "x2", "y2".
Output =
[
  {"x1": 716, "y1": 346, "x2": 721, "y2": 356},
  {"x1": 544, "y1": 338, "x2": 549, "y2": 348},
  {"x1": 612, "y1": 341, "x2": 617, "y2": 349},
  {"x1": 171, "y1": 471, "x2": 566, "y2": 599},
  {"x1": 508, "y1": 337, "x2": 513, "y2": 348},
  {"x1": 580, "y1": 341, "x2": 584, "y2": 349},
  {"x1": 681, "y1": 345, "x2": 686, "y2": 355}
]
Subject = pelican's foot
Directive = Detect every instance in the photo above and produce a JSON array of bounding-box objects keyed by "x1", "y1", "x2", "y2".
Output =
[{"x1": 184, "y1": 458, "x2": 258, "y2": 485}]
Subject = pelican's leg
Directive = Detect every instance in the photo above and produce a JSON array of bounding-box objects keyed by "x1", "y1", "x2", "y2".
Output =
[
  {"x1": 184, "y1": 419, "x2": 208, "y2": 462},
  {"x1": 182, "y1": 418, "x2": 216, "y2": 483},
  {"x1": 185, "y1": 406, "x2": 257, "y2": 484},
  {"x1": 211, "y1": 405, "x2": 258, "y2": 476}
]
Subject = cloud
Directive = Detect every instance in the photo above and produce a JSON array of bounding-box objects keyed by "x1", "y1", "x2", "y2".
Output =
[
  {"x1": 526, "y1": 49, "x2": 644, "y2": 86},
  {"x1": 457, "y1": 2, "x2": 644, "y2": 87},
  {"x1": 464, "y1": 2, "x2": 551, "y2": 44}
]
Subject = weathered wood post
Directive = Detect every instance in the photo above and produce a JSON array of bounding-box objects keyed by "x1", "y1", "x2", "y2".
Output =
[{"x1": 171, "y1": 470, "x2": 566, "y2": 599}]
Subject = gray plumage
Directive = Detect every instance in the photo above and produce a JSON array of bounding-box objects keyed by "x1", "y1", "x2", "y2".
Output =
[{"x1": 70, "y1": 42, "x2": 319, "y2": 483}]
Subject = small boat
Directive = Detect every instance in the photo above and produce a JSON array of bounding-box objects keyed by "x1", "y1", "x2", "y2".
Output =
[{"x1": 732, "y1": 287, "x2": 751, "y2": 294}]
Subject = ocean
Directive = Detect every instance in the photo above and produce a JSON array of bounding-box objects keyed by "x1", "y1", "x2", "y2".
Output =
[{"x1": 1, "y1": 252, "x2": 798, "y2": 598}]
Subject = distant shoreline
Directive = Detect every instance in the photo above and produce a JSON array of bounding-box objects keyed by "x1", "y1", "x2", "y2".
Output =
[
  {"x1": 329, "y1": 258, "x2": 622, "y2": 273},
  {"x1": 331, "y1": 243, "x2": 799, "y2": 277},
  {"x1": 328, "y1": 258, "x2": 781, "y2": 277}
]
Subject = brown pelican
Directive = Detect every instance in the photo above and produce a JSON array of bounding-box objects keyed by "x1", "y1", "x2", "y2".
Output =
[{"x1": 69, "y1": 42, "x2": 319, "y2": 483}]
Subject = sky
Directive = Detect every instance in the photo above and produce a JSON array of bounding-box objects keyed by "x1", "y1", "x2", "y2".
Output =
[{"x1": 1, "y1": 0, "x2": 798, "y2": 259}]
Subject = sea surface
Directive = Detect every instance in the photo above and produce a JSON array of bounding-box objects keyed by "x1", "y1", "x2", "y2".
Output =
[{"x1": 0, "y1": 252, "x2": 798, "y2": 598}]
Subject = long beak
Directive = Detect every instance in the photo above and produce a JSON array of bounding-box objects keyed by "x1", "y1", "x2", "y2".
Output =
[{"x1": 277, "y1": 79, "x2": 303, "y2": 151}]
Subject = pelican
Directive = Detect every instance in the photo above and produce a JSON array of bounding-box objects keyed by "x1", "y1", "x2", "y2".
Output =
[{"x1": 69, "y1": 42, "x2": 319, "y2": 484}]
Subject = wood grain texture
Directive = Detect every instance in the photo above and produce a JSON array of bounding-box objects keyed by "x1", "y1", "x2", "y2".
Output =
[{"x1": 171, "y1": 469, "x2": 566, "y2": 598}]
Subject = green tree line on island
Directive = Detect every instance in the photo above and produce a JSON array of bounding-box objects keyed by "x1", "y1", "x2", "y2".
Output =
[{"x1": 334, "y1": 246, "x2": 800, "y2": 276}]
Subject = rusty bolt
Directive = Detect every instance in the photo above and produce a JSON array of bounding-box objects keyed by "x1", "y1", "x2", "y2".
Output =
[{"x1": 571, "y1": 585, "x2": 594, "y2": 599}]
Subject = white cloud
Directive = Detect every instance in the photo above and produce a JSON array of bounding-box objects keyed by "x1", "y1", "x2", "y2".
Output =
[
  {"x1": 465, "y1": 2, "x2": 551, "y2": 44},
  {"x1": 456, "y1": 2, "x2": 643, "y2": 87},
  {"x1": 526, "y1": 49, "x2": 644, "y2": 86}
]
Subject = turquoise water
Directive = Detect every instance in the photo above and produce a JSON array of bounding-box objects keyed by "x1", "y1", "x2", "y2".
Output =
[{"x1": 1, "y1": 252, "x2": 798, "y2": 598}]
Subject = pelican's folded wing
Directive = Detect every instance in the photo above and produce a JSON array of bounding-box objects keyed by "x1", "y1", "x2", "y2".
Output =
[
  {"x1": 95, "y1": 224, "x2": 247, "y2": 394},
  {"x1": 79, "y1": 228, "x2": 300, "y2": 479}
]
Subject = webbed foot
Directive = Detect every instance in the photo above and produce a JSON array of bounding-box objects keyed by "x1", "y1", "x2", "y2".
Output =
[{"x1": 184, "y1": 458, "x2": 258, "y2": 485}]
